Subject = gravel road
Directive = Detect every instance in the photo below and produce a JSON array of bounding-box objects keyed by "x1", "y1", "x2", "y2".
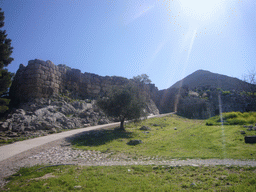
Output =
[{"x1": 1, "y1": 136, "x2": 256, "y2": 188}]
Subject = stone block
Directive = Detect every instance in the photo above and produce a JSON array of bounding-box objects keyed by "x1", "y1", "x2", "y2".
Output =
[
  {"x1": 245, "y1": 136, "x2": 256, "y2": 144},
  {"x1": 35, "y1": 59, "x2": 47, "y2": 66},
  {"x1": 41, "y1": 65, "x2": 48, "y2": 71},
  {"x1": 29, "y1": 74, "x2": 41, "y2": 79},
  {"x1": 92, "y1": 85, "x2": 101, "y2": 90},
  {"x1": 35, "y1": 78, "x2": 44, "y2": 85},
  {"x1": 37, "y1": 69, "x2": 44, "y2": 75},
  {"x1": 46, "y1": 60, "x2": 54, "y2": 68},
  {"x1": 41, "y1": 75, "x2": 47, "y2": 80},
  {"x1": 91, "y1": 89, "x2": 100, "y2": 94},
  {"x1": 28, "y1": 60, "x2": 36, "y2": 65},
  {"x1": 56, "y1": 72, "x2": 61, "y2": 77},
  {"x1": 94, "y1": 77, "x2": 101, "y2": 83},
  {"x1": 45, "y1": 81, "x2": 51, "y2": 86}
]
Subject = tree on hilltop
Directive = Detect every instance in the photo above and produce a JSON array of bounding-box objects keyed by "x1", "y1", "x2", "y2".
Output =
[
  {"x1": 132, "y1": 74, "x2": 151, "y2": 84},
  {"x1": 0, "y1": 8, "x2": 14, "y2": 114},
  {"x1": 97, "y1": 84, "x2": 147, "y2": 131}
]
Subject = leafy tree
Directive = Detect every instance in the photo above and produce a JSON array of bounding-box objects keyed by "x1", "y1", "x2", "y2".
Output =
[
  {"x1": 0, "y1": 8, "x2": 14, "y2": 114},
  {"x1": 132, "y1": 74, "x2": 152, "y2": 100},
  {"x1": 97, "y1": 84, "x2": 147, "y2": 131},
  {"x1": 132, "y1": 74, "x2": 151, "y2": 84}
]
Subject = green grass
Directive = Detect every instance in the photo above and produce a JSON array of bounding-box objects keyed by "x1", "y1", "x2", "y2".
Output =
[
  {"x1": 2, "y1": 114, "x2": 256, "y2": 191},
  {"x1": 206, "y1": 112, "x2": 256, "y2": 126},
  {"x1": 3, "y1": 164, "x2": 256, "y2": 191},
  {"x1": 71, "y1": 114, "x2": 256, "y2": 160}
]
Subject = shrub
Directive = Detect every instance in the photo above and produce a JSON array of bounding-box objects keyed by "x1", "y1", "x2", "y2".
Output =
[
  {"x1": 206, "y1": 112, "x2": 256, "y2": 126},
  {"x1": 227, "y1": 118, "x2": 247, "y2": 125}
]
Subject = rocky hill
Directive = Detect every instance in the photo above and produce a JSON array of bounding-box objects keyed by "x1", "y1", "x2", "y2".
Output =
[
  {"x1": 170, "y1": 70, "x2": 251, "y2": 91},
  {"x1": 156, "y1": 70, "x2": 256, "y2": 118}
]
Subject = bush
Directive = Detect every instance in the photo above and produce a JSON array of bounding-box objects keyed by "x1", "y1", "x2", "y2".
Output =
[
  {"x1": 227, "y1": 118, "x2": 247, "y2": 125},
  {"x1": 223, "y1": 112, "x2": 239, "y2": 120},
  {"x1": 222, "y1": 91, "x2": 231, "y2": 95},
  {"x1": 206, "y1": 112, "x2": 256, "y2": 126}
]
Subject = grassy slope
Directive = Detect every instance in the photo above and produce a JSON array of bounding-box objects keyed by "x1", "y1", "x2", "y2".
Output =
[
  {"x1": 72, "y1": 114, "x2": 256, "y2": 160},
  {"x1": 3, "y1": 165, "x2": 256, "y2": 191}
]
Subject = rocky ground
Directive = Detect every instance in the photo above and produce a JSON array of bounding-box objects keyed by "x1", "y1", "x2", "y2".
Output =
[
  {"x1": 1, "y1": 136, "x2": 256, "y2": 189},
  {"x1": 0, "y1": 96, "x2": 112, "y2": 138}
]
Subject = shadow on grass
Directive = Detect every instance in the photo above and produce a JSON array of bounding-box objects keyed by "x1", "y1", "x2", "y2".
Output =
[{"x1": 65, "y1": 128, "x2": 134, "y2": 147}]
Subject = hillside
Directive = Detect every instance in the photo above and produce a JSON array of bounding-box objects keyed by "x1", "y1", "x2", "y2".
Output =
[
  {"x1": 170, "y1": 70, "x2": 250, "y2": 91},
  {"x1": 156, "y1": 70, "x2": 256, "y2": 118}
]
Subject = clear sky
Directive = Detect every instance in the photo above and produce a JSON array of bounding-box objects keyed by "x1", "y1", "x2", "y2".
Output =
[{"x1": 1, "y1": 0, "x2": 255, "y2": 90}]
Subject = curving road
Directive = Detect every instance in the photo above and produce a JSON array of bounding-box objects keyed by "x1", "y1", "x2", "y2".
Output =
[{"x1": 0, "y1": 114, "x2": 171, "y2": 162}]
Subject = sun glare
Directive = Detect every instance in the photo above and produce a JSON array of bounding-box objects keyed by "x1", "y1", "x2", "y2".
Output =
[{"x1": 178, "y1": 0, "x2": 225, "y2": 22}]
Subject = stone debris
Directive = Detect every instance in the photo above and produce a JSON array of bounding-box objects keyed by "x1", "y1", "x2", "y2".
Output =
[{"x1": 0, "y1": 97, "x2": 112, "y2": 136}]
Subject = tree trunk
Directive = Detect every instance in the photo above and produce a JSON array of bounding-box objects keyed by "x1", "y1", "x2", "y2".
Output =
[{"x1": 119, "y1": 118, "x2": 125, "y2": 131}]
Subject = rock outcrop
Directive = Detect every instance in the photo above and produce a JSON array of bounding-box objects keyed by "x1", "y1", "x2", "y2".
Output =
[{"x1": 0, "y1": 95, "x2": 111, "y2": 135}]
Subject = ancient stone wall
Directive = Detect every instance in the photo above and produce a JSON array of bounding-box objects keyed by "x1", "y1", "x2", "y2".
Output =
[{"x1": 10, "y1": 59, "x2": 158, "y2": 103}]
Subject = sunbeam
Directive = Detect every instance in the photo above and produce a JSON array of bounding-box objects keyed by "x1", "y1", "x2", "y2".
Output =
[{"x1": 186, "y1": 28, "x2": 197, "y2": 62}]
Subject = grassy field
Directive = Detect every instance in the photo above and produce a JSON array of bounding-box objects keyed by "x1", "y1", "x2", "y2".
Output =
[
  {"x1": 71, "y1": 114, "x2": 256, "y2": 160},
  {"x1": 2, "y1": 113, "x2": 256, "y2": 191},
  {"x1": 3, "y1": 164, "x2": 256, "y2": 191}
]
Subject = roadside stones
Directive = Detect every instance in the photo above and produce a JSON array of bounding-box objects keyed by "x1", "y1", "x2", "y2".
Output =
[
  {"x1": 127, "y1": 140, "x2": 143, "y2": 145},
  {"x1": 139, "y1": 126, "x2": 151, "y2": 131},
  {"x1": 240, "y1": 131, "x2": 246, "y2": 135},
  {"x1": 244, "y1": 126, "x2": 256, "y2": 131},
  {"x1": 8, "y1": 132, "x2": 18, "y2": 137}
]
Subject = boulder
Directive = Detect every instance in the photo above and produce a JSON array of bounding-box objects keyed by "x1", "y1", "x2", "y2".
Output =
[
  {"x1": 139, "y1": 126, "x2": 151, "y2": 131},
  {"x1": 0, "y1": 122, "x2": 9, "y2": 131},
  {"x1": 244, "y1": 136, "x2": 256, "y2": 144},
  {"x1": 127, "y1": 140, "x2": 143, "y2": 145}
]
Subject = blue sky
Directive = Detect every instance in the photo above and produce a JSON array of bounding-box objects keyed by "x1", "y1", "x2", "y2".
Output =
[{"x1": 1, "y1": 0, "x2": 255, "y2": 90}]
